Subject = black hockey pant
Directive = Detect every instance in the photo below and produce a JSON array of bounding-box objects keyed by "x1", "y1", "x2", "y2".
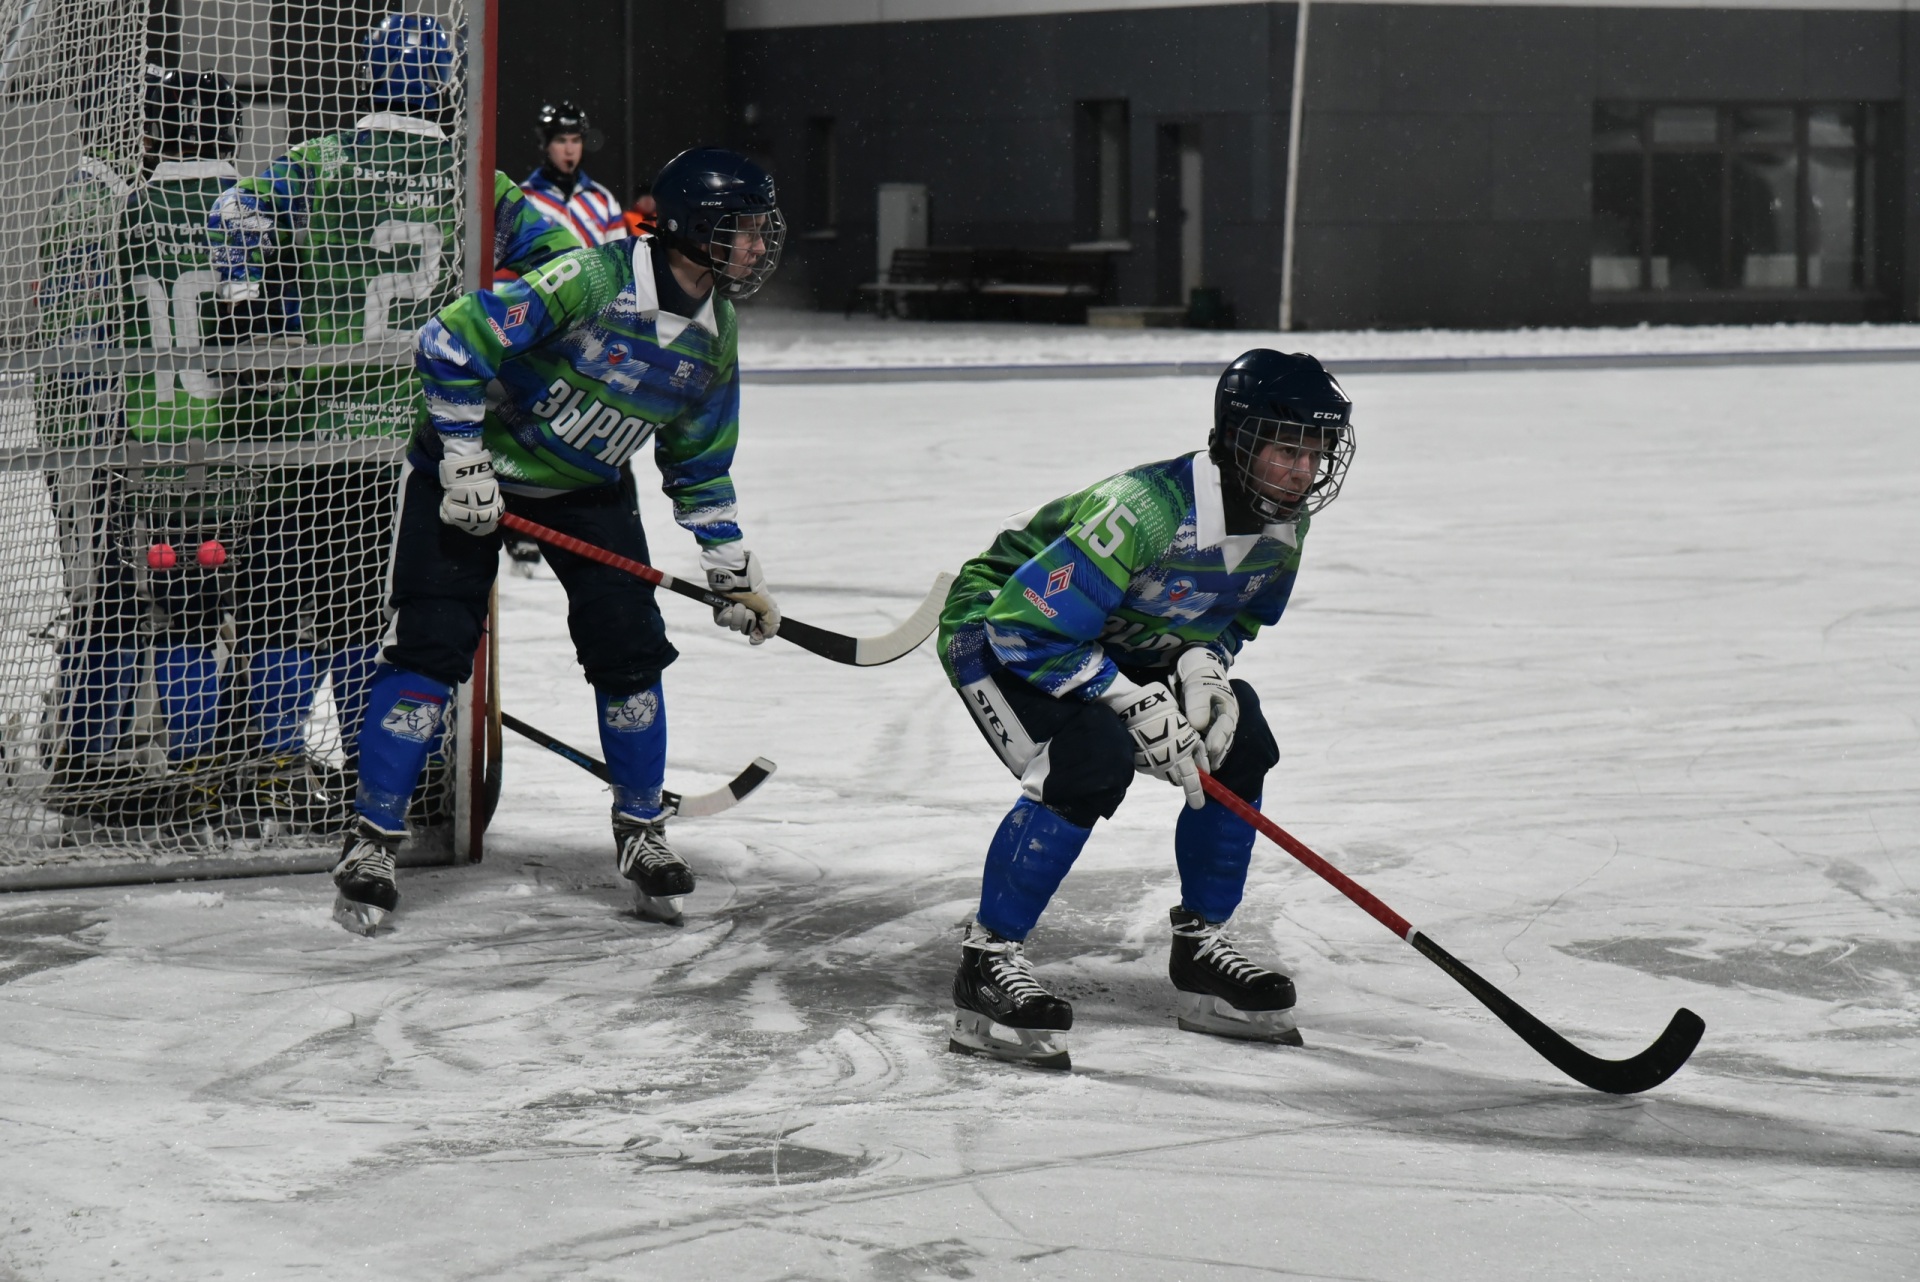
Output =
[{"x1": 381, "y1": 463, "x2": 677, "y2": 695}]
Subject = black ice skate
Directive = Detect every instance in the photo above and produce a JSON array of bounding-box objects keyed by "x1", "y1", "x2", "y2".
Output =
[
  {"x1": 615, "y1": 814, "x2": 694, "y2": 923},
  {"x1": 331, "y1": 818, "x2": 404, "y2": 936},
  {"x1": 947, "y1": 922, "x2": 1074, "y2": 1070},
  {"x1": 1168, "y1": 907, "x2": 1302, "y2": 1045}
]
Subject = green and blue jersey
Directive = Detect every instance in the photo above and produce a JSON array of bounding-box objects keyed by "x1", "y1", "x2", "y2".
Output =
[
  {"x1": 413, "y1": 236, "x2": 742, "y2": 550},
  {"x1": 940, "y1": 452, "x2": 1306, "y2": 699}
]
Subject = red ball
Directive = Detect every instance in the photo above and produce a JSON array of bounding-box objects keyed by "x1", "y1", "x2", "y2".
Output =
[
  {"x1": 146, "y1": 543, "x2": 176, "y2": 570},
  {"x1": 196, "y1": 540, "x2": 227, "y2": 567}
]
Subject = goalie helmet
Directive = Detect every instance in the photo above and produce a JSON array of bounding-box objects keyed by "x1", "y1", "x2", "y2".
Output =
[
  {"x1": 1209, "y1": 349, "x2": 1355, "y2": 521},
  {"x1": 651, "y1": 147, "x2": 786, "y2": 301},
  {"x1": 361, "y1": 13, "x2": 455, "y2": 112}
]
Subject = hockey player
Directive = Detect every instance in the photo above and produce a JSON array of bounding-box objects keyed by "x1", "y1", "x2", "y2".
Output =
[
  {"x1": 938, "y1": 350, "x2": 1356, "y2": 1068},
  {"x1": 327, "y1": 145, "x2": 787, "y2": 933},
  {"x1": 519, "y1": 102, "x2": 626, "y2": 247},
  {"x1": 46, "y1": 66, "x2": 243, "y2": 824}
]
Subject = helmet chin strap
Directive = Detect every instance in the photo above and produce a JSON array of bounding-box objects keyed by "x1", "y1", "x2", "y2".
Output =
[{"x1": 1219, "y1": 465, "x2": 1275, "y2": 535}]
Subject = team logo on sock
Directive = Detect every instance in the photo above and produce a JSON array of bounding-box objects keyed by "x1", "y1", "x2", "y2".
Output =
[
  {"x1": 603, "y1": 689, "x2": 659, "y2": 732},
  {"x1": 381, "y1": 692, "x2": 445, "y2": 743}
]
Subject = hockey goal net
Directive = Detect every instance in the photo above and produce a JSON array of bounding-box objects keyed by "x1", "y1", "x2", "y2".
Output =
[{"x1": 0, "y1": 0, "x2": 496, "y2": 889}]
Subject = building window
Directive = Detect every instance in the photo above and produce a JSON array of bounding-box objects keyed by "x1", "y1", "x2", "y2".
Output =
[
  {"x1": 1074, "y1": 100, "x2": 1130, "y2": 245},
  {"x1": 804, "y1": 116, "x2": 837, "y2": 235},
  {"x1": 1591, "y1": 102, "x2": 1876, "y2": 294}
]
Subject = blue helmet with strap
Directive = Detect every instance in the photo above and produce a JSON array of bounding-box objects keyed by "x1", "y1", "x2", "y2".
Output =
[{"x1": 361, "y1": 13, "x2": 455, "y2": 112}]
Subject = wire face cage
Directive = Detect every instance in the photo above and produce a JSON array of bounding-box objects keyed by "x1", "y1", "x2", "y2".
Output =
[{"x1": 0, "y1": 1, "x2": 493, "y2": 888}]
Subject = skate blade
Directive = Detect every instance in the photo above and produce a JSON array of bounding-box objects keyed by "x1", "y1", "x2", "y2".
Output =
[
  {"x1": 947, "y1": 1009, "x2": 1071, "y2": 1070},
  {"x1": 332, "y1": 895, "x2": 390, "y2": 937},
  {"x1": 1175, "y1": 992, "x2": 1304, "y2": 1046},
  {"x1": 632, "y1": 888, "x2": 685, "y2": 925}
]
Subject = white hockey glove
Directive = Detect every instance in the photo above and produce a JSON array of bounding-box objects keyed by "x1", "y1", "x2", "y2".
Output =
[
  {"x1": 702, "y1": 546, "x2": 781, "y2": 644},
  {"x1": 1175, "y1": 646, "x2": 1239, "y2": 772},
  {"x1": 437, "y1": 446, "x2": 504, "y2": 537},
  {"x1": 1103, "y1": 680, "x2": 1206, "y2": 809}
]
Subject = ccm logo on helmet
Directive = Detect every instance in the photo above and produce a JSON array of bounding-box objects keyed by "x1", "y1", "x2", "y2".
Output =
[{"x1": 1312, "y1": 410, "x2": 1343, "y2": 420}]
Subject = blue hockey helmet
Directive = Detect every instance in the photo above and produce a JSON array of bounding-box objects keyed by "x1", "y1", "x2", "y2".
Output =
[
  {"x1": 1210, "y1": 350, "x2": 1356, "y2": 520},
  {"x1": 361, "y1": 13, "x2": 455, "y2": 111},
  {"x1": 651, "y1": 147, "x2": 786, "y2": 301}
]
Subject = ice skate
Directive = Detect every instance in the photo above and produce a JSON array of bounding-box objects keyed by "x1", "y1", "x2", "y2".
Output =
[
  {"x1": 1168, "y1": 907, "x2": 1302, "y2": 1045},
  {"x1": 331, "y1": 818, "x2": 404, "y2": 936},
  {"x1": 615, "y1": 814, "x2": 693, "y2": 923},
  {"x1": 947, "y1": 922, "x2": 1073, "y2": 1070}
]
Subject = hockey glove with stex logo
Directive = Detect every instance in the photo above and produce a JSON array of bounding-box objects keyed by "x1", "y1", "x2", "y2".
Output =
[
  {"x1": 1103, "y1": 681, "x2": 1206, "y2": 809},
  {"x1": 1174, "y1": 646, "x2": 1239, "y2": 772},
  {"x1": 439, "y1": 446, "x2": 504, "y2": 537},
  {"x1": 702, "y1": 545, "x2": 782, "y2": 644}
]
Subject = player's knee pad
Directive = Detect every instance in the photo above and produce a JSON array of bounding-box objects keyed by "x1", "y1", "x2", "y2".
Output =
[
  {"x1": 571, "y1": 595, "x2": 676, "y2": 691},
  {"x1": 596, "y1": 681, "x2": 667, "y2": 820},
  {"x1": 1031, "y1": 700, "x2": 1135, "y2": 829},
  {"x1": 61, "y1": 642, "x2": 137, "y2": 756},
  {"x1": 1211, "y1": 679, "x2": 1280, "y2": 799},
  {"x1": 352, "y1": 665, "x2": 452, "y2": 830},
  {"x1": 250, "y1": 648, "x2": 319, "y2": 754},
  {"x1": 156, "y1": 645, "x2": 225, "y2": 763},
  {"x1": 977, "y1": 796, "x2": 1093, "y2": 940}
]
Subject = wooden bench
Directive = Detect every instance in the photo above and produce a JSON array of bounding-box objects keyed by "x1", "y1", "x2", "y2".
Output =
[{"x1": 855, "y1": 246, "x2": 1117, "y2": 322}]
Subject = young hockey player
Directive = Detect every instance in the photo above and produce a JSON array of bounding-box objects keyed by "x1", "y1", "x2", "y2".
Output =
[
  {"x1": 327, "y1": 145, "x2": 786, "y2": 934},
  {"x1": 45, "y1": 65, "x2": 242, "y2": 826},
  {"x1": 520, "y1": 102, "x2": 627, "y2": 247},
  {"x1": 938, "y1": 350, "x2": 1355, "y2": 1068}
]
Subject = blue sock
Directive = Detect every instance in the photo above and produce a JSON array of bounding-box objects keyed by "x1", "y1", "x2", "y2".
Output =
[
  {"x1": 597, "y1": 682, "x2": 666, "y2": 821},
  {"x1": 352, "y1": 665, "x2": 451, "y2": 830},
  {"x1": 157, "y1": 645, "x2": 224, "y2": 762},
  {"x1": 1175, "y1": 791, "x2": 1260, "y2": 923},
  {"x1": 250, "y1": 648, "x2": 317, "y2": 754},
  {"x1": 63, "y1": 642, "x2": 136, "y2": 757},
  {"x1": 977, "y1": 797, "x2": 1093, "y2": 941}
]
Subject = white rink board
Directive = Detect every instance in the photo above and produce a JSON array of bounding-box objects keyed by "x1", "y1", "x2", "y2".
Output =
[{"x1": 0, "y1": 361, "x2": 1916, "y2": 1281}]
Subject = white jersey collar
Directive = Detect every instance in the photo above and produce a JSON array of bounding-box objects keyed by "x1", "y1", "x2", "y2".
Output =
[
  {"x1": 148, "y1": 159, "x2": 238, "y2": 181},
  {"x1": 630, "y1": 235, "x2": 718, "y2": 345},
  {"x1": 354, "y1": 112, "x2": 446, "y2": 140},
  {"x1": 1189, "y1": 451, "x2": 1297, "y2": 569}
]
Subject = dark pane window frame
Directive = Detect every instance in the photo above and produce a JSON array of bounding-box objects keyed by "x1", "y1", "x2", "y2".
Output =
[{"x1": 1590, "y1": 101, "x2": 1877, "y2": 297}]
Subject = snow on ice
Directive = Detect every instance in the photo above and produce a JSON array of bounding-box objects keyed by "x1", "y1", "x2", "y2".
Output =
[{"x1": 0, "y1": 325, "x2": 1915, "y2": 1280}]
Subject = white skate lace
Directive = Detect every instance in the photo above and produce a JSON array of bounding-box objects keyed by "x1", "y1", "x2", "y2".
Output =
[
  {"x1": 973, "y1": 937, "x2": 1050, "y2": 1003},
  {"x1": 1180, "y1": 922, "x2": 1267, "y2": 985},
  {"x1": 617, "y1": 823, "x2": 681, "y2": 877},
  {"x1": 341, "y1": 843, "x2": 395, "y2": 882}
]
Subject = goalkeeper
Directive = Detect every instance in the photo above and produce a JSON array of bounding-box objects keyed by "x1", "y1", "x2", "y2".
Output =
[{"x1": 329, "y1": 146, "x2": 787, "y2": 934}]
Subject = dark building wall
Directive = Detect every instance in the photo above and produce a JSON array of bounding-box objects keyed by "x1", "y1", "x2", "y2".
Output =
[
  {"x1": 497, "y1": 0, "x2": 725, "y2": 207},
  {"x1": 729, "y1": 4, "x2": 1294, "y2": 321},
  {"x1": 731, "y1": 2, "x2": 1910, "y2": 328},
  {"x1": 1295, "y1": 3, "x2": 1909, "y2": 328}
]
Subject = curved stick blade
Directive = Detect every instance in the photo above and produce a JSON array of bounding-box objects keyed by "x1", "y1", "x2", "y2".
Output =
[
  {"x1": 778, "y1": 572, "x2": 956, "y2": 667},
  {"x1": 1411, "y1": 932, "x2": 1704, "y2": 1094}
]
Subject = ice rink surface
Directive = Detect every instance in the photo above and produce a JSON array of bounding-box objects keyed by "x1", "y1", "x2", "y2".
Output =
[{"x1": 2, "y1": 351, "x2": 1917, "y2": 1280}]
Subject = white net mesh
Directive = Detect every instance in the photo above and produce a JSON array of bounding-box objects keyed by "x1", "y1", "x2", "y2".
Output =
[{"x1": 0, "y1": 0, "x2": 479, "y2": 886}]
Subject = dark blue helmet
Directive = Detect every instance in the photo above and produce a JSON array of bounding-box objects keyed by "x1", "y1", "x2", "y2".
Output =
[
  {"x1": 144, "y1": 65, "x2": 237, "y2": 159},
  {"x1": 1210, "y1": 350, "x2": 1356, "y2": 521},
  {"x1": 537, "y1": 101, "x2": 588, "y2": 145},
  {"x1": 651, "y1": 147, "x2": 785, "y2": 301},
  {"x1": 361, "y1": 13, "x2": 455, "y2": 112}
]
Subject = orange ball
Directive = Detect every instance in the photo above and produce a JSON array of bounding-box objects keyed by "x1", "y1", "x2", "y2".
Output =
[
  {"x1": 146, "y1": 543, "x2": 176, "y2": 570},
  {"x1": 196, "y1": 540, "x2": 227, "y2": 567}
]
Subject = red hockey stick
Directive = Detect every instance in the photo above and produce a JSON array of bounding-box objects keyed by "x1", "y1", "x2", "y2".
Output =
[
  {"x1": 499, "y1": 513, "x2": 951, "y2": 667},
  {"x1": 1198, "y1": 772, "x2": 1703, "y2": 1094}
]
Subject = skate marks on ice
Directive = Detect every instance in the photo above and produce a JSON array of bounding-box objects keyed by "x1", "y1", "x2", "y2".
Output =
[{"x1": 0, "y1": 903, "x2": 104, "y2": 983}]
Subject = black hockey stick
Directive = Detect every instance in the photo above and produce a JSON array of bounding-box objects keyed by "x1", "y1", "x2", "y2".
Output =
[
  {"x1": 499, "y1": 513, "x2": 953, "y2": 666},
  {"x1": 501, "y1": 711, "x2": 775, "y2": 818},
  {"x1": 1198, "y1": 772, "x2": 1703, "y2": 1094}
]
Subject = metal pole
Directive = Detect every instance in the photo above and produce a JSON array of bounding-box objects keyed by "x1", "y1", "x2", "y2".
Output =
[{"x1": 1278, "y1": 0, "x2": 1311, "y2": 331}]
